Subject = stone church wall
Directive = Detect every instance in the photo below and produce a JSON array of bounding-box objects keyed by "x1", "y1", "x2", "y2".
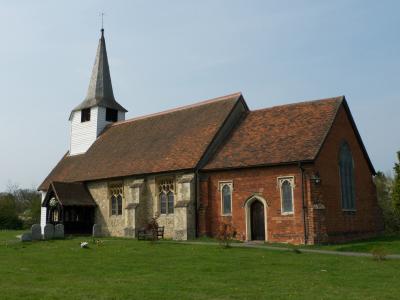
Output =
[
  {"x1": 87, "y1": 172, "x2": 196, "y2": 240},
  {"x1": 88, "y1": 181, "x2": 126, "y2": 236}
]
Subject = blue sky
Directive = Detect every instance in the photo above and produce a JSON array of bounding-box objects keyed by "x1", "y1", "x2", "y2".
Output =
[{"x1": 0, "y1": 1, "x2": 399, "y2": 190}]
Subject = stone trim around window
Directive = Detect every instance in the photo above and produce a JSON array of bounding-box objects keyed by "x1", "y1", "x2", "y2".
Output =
[
  {"x1": 277, "y1": 176, "x2": 295, "y2": 215},
  {"x1": 218, "y1": 181, "x2": 233, "y2": 216}
]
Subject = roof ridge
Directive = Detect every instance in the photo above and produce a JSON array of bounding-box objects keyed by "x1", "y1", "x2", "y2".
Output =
[
  {"x1": 250, "y1": 96, "x2": 344, "y2": 113},
  {"x1": 111, "y1": 92, "x2": 242, "y2": 127}
]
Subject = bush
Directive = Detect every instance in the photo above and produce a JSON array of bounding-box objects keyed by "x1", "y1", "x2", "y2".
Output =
[
  {"x1": 374, "y1": 171, "x2": 400, "y2": 233},
  {"x1": 146, "y1": 216, "x2": 159, "y2": 242},
  {"x1": 393, "y1": 151, "x2": 400, "y2": 215},
  {"x1": 371, "y1": 246, "x2": 388, "y2": 261},
  {"x1": 0, "y1": 195, "x2": 23, "y2": 230},
  {"x1": 0, "y1": 186, "x2": 41, "y2": 230},
  {"x1": 20, "y1": 196, "x2": 41, "y2": 228},
  {"x1": 216, "y1": 222, "x2": 236, "y2": 248}
]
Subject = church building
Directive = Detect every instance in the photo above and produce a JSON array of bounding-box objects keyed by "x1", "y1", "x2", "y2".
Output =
[{"x1": 39, "y1": 29, "x2": 383, "y2": 244}]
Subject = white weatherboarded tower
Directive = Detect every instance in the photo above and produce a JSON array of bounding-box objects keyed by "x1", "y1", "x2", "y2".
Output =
[{"x1": 69, "y1": 29, "x2": 127, "y2": 155}]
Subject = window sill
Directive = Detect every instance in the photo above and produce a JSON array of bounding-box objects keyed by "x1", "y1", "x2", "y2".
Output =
[
  {"x1": 342, "y1": 209, "x2": 356, "y2": 215},
  {"x1": 221, "y1": 214, "x2": 232, "y2": 217},
  {"x1": 281, "y1": 212, "x2": 294, "y2": 216}
]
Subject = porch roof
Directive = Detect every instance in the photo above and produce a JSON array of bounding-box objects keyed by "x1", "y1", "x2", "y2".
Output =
[{"x1": 42, "y1": 182, "x2": 96, "y2": 207}]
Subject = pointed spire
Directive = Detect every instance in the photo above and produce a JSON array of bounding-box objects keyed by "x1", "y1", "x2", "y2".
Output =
[{"x1": 71, "y1": 29, "x2": 127, "y2": 114}]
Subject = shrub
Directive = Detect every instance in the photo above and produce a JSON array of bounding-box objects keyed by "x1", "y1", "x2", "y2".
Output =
[
  {"x1": 288, "y1": 244, "x2": 302, "y2": 254},
  {"x1": 0, "y1": 186, "x2": 41, "y2": 230},
  {"x1": 393, "y1": 151, "x2": 400, "y2": 215},
  {"x1": 146, "y1": 216, "x2": 159, "y2": 242},
  {"x1": 0, "y1": 195, "x2": 23, "y2": 230},
  {"x1": 216, "y1": 222, "x2": 236, "y2": 248},
  {"x1": 371, "y1": 246, "x2": 388, "y2": 261},
  {"x1": 374, "y1": 171, "x2": 400, "y2": 233}
]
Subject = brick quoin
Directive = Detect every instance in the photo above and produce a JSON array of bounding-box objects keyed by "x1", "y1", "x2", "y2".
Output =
[{"x1": 199, "y1": 105, "x2": 383, "y2": 245}]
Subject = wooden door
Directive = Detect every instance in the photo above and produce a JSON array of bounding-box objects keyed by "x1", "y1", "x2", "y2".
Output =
[{"x1": 251, "y1": 201, "x2": 265, "y2": 240}]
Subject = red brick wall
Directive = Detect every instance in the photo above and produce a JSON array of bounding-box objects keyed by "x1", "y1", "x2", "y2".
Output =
[
  {"x1": 199, "y1": 165, "x2": 307, "y2": 244},
  {"x1": 198, "y1": 104, "x2": 382, "y2": 245},
  {"x1": 314, "y1": 104, "x2": 383, "y2": 242}
]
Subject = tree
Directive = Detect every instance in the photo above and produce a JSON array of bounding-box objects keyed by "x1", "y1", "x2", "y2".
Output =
[
  {"x1": 0, "y1": 194, "x2": 23, "y2": 229},
  {"x1": 393, "y1": 151, "x2": 400, "y2": 214},
  {"x1": 0, "y1": 184, "x2": 41, "y2": 229},
  {"x1": 374, "y1": 171, "x2": 400, "y2": 233}
]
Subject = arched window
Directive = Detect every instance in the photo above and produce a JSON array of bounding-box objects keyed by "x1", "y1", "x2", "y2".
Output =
[
  {"x1": 160, "y1": 192, "x2": 167, "y2": 214},
  {"x1": 111, "y1": 195, "x2": 117, "y2": 215},
  {"x1": 110, "y1": 183, "x2": 123, "y2": 216},
  {"x1": 339, "y1": 142, "x2": 356, "y2": 210},
  {"x1": 159, "y1": 179, "x2": 175, "y2": 214},
  {"x1": 167, "y1": 192, "x2": 174, "y2": 214},
  {"x1": 221, "y1": 184, "x2": 232, "y2": 215},
  {"x1": 279, "y1": 177, "x2": 294, "y2": 214},
  {"x1": 52, "y1": 209, "x2": 59, "y2": 222},
  {"x1": 117, "y1": 194, "x2": 123, "y2": 215}
]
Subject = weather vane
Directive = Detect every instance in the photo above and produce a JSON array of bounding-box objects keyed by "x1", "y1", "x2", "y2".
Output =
[{"x1": 100, "y1": 12, "x2": 105, "y2": 30}]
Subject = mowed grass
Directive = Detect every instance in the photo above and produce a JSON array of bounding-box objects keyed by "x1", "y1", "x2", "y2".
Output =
[
  {"x1": 261, "y1": 235, "x2": 400, "y2": 255},
  {"x1": 0, "y1": 230, "x2": 24, "y2": 241},
  {"x1": 0, "y1": 233, "x2": 400, "y2": 299},
  {"x1": 309, "y1": 235, "x2": 400, "y2": 254}
]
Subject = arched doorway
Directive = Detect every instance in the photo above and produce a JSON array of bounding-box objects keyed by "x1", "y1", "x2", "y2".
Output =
[
  {"x1": 244, "y1": 196, "x2": 268, "y2": 241},
  {"x1": 251, "y1": 200, "x2": 265, "y2": 240}
]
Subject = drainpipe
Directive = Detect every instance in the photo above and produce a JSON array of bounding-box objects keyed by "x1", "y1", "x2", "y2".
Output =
[
  {"x1": 195, "y1": 169, "x2": 199, "y2": 238},
  {"x1": 298, "y1": 162, "x2": 308, "y2": 245}
]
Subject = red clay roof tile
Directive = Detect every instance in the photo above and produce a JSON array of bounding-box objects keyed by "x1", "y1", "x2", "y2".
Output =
[
  {"x1": 203, "y1": 96, "x2": 343, "y2": 170},
  {"x1": 38, "y1": 93, "x2": 242, "y2": 190}
]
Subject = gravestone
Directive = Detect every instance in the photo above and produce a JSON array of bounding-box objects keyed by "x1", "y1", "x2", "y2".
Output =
[
  {"x1": 43, "y1": 224, "x2": 54, "y2": 240},
  {"x1": 31, "y1": 224, "x2": 42, "y2": 241},
  {"x1": 93, "y1": 224, "x2": 102, "y2": 237},
  {"x1": 20, "y1": 232, "x2": 32, "y2": 242},
  {"x1": 54, "y1": 224, "x2": 64, "y2": 239}
]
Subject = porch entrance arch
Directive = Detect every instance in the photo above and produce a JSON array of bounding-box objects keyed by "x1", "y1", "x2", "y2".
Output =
[{"x1": 244, "y1": 195, "x2": 268, "y2": 241}]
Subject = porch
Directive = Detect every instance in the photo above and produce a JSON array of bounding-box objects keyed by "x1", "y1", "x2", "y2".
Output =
[{"x1": 42, "y1": 182, "x2": 96, "y2": 235}]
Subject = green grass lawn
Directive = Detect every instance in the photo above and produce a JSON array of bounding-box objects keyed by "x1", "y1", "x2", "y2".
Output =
[
  {"x1": 259, "y1": 235, "x2": 400, "y2": 255},
  {"x1": 0, "y1": 230, "x2": 24, "y2": 241},
  {"x1": 308, "y1": 235, "x2": 400, "y2": 254},
  {"x1": 185, "y1": 234, "x2": 400, "y2": 255},
  {"x1": 1, "y1": 233, "x2": 400, "y2": 299}
]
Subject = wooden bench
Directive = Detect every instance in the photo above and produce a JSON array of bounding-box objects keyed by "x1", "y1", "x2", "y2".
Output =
[{"x1": 137, "y1": 226, "x2": 164, "y2": 241}]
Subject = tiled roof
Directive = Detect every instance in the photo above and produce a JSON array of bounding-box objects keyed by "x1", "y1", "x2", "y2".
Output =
[
  {"x1": 42, "y1": 182, "x2": 96, "y2": 207},
  {"x1": 203, "y1": 97, "x2": 344, "y2": 170},
  {"x1": 38, "y1": 93, "x2": 242, "y2": 190}
]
